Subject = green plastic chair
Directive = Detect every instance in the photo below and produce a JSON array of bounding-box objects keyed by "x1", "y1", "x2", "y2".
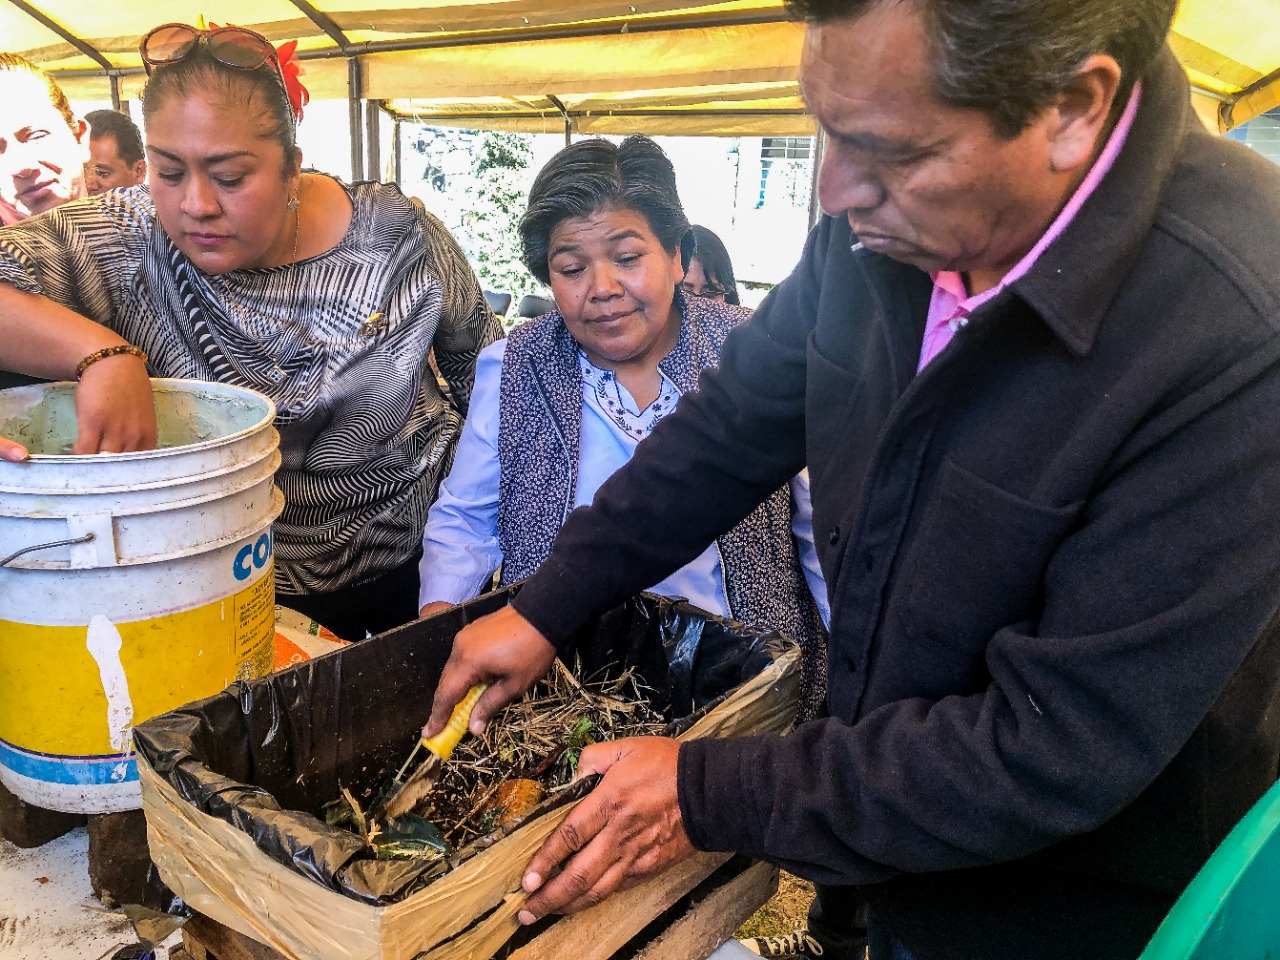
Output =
[{"x1": 1139, "y1": 778, "x2": 1280, "y2": 959}]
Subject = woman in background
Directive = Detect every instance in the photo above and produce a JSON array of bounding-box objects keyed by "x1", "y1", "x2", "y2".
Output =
[
  {"x1": 419, "y1": 135, "x2": 827, "y2": 715},
  {"x1": 682, "y1": 224, "x2": 741, "y2": 305},
  {"x1": 0, "y1": 24, "x2": 501, "y2": 640}
]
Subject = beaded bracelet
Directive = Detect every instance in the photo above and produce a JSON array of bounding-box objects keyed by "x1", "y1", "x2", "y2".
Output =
[{"x1": 75, "y1": 344, "x2": 148, "y2": 381}]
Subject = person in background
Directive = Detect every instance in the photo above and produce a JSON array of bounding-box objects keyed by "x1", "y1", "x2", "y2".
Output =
[
  {"x1": 83, "y1": 109, "x2": 146, "y2": 195},
  {"x1": 0, "y1": 23, "x2": 501, "y2": 641},
  {"x1": 426, "y1": 0, "x2": 1280, "y2": 958},
  {"x1": 682, "y1": 224, "x2": 741, "y2": 305},
  {"x1": 418, "y1": 135, "x2": 828, "y2": 716},
  {"x1": 680, "y1": 218, "x2": 836, "y2": 955},
  {"x1": 0, "y1": 53, "x2": 88, "y2": 226}
]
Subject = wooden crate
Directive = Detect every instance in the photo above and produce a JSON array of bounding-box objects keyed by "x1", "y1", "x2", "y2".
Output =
[
  {"x1": 177, "y1": 858, "x2": 778, "y2": 960},
  {"x1": 139, "y1": 608, "x2": 798, "y2": 960}
]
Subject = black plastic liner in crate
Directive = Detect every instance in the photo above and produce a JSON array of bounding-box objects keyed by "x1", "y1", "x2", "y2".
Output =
[{"x1": 133, "y1": 586, "x2": 795, "y2": 907}]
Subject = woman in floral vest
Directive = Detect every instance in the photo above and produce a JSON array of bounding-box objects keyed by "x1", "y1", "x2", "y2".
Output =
[{"x1": 419, "y1": 135, "x2": 827, "y2": 715}]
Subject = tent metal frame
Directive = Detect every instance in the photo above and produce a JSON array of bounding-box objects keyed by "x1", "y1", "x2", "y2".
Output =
[
  {"x1": 12, "y1": 0, "x2": 1276, "y2": 183},
  {"x1": 6, "y1": 0, "x2": 122, "y2": 109},
  {"x1": 9, "y1": 1, "x2": 1272, "y2": 291},
  {"x1": 24, "y1": 5, "x2": 803, "y2": 180}
]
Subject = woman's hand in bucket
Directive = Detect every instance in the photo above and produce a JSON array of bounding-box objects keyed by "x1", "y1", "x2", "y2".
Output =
[
  {"x1": 0, "y1": 287, "x2": 154, "y2": 455},
  {"x1": 0, "y1": 435, "x2": 29, "y2": 462},
  {"x1": 73, "y1": 352, "x2": 157, "y2": 455}
]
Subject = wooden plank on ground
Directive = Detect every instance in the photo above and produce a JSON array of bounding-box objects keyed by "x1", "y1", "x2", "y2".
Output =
[{"x1": 184, "y1": 913, "x2": 292, "y2": 960}]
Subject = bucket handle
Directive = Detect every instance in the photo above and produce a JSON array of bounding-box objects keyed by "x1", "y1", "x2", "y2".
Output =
[{"x1": 0, "y1": 533, "x2": 95, "y2": 567}]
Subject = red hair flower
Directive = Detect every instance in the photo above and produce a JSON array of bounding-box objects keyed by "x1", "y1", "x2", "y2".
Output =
[{"x1": 274, "y1": 39, "x2": 309, "y2": 123}]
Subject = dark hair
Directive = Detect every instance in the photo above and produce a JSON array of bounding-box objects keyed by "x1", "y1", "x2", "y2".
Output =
[
  {"x1": 0, "y1": 53, "x2": 77, "y2": 132},
  {"x1": 84, "y1": 109, "x2": 145, "y2": 166},
  {"x1": 140, "y1": 44, "x2": 296, "y2": 172},
  {"x1": 520, "y1": 135, "x2": 693, "y2": 286},
  {"x1": 689, "y1": 225, "x2": 741, "y2": 306},
  {"x1": 785, "y1": 0, "x2": 1177, "y2": 137}
]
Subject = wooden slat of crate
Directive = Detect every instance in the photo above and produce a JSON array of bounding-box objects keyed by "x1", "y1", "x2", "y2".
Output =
[
  {"x1": 633, "y1": 861, "x2": 778, "y2": 960},
  {"x1": 418, "y1": 850, "x2": 732, "y2": 960},
  {"x1": 505, "y1": 851, "x2": 734, "y2": 960}
]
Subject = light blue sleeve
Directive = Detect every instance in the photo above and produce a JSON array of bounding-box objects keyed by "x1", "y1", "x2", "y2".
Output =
[
  {"x1": 790, "y1": 469, "x2": 831, "y2": 629},
  {"x1": 418, "y1": 339, "x2": 507, "y2": 608}
]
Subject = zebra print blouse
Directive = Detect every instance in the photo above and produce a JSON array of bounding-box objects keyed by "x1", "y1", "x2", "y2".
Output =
[{"x1": 0, "y1": 180, "x2": 502, "y2": 596}]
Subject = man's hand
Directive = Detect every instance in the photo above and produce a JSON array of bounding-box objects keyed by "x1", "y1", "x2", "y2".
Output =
[
  {"x1": 425, "y1": 604, "x2": 557, "y2": 738},
  {"x1": 517, "y1": 736, "x2": 691, "y2": 924},
  {"x1": 73, "y1": 354, "x2": 156, "y2": 454},
  {"x1": 420, "y1": 600, "x2": 454, "y2": 618}
]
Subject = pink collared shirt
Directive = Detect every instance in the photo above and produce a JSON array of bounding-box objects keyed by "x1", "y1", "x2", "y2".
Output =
[{"x1": 917, "y1": 85, "x2": 1142, "y2": 371}]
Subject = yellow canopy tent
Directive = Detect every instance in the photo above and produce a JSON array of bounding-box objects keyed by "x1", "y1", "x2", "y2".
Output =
[{"x1": 4, "y1": 0, "x2": 1279, "y2": 176}]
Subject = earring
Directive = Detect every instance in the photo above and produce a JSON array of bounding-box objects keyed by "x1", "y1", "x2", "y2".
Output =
[{"x1": 287, "y1": 195, "x2": 300, "y2": 212}]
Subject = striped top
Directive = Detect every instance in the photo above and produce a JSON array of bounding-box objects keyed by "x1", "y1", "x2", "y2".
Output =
[{"x1": 0, "y1": 180, "x2": 502, "y2": 595}]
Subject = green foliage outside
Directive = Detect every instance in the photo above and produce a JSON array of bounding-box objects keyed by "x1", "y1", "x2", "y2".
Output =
[
  {"x1": 405, "y1": 127, "x2": 548, "y2": 325},
  {"x1": 467, "y1": 132, "x2": 544, "y2": 325}
]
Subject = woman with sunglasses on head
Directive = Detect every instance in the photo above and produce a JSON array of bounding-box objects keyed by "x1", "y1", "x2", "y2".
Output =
[
  {"x1": 0, "y1": 24, "x2": 502, "y2": 641},
  {"x1": 681, "y1": 225, "x2": 741, "y2": 306},
  {"x1": 418, "y1": 135, "x2": 828, "y2": 716}
]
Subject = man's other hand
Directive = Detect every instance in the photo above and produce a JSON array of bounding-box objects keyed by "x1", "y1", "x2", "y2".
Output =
[{"x1": 517, "y1": 736, "x2": 692, "y2": 923}]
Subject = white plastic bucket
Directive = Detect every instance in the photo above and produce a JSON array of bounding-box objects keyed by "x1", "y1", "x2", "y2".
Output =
[{"x1": 0, "y1": 379, "x2": 283, "y2": 813}]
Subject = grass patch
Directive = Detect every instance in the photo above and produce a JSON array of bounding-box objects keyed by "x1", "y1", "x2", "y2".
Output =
[{"x1": 735, "y1": 871, "x2": 815, "y2": 940}]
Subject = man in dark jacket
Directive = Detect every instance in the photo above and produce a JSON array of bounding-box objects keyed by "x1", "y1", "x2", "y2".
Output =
[{"x1": 426, "y1": 1, "x2": 1280, "y2": 957}]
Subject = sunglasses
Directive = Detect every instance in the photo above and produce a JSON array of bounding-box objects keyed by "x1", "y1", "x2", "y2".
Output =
[
  {"x1": 679, "y1": 282, "x2": 729, "y2": 301},
  {"x1": 140, "y1": 23, "x2": 284, "y2": 82}
]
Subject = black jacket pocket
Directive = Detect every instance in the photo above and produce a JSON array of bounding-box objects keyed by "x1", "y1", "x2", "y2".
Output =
[{"x1": 891, "y1": 457, "x2": 1083, "y2": 690}]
